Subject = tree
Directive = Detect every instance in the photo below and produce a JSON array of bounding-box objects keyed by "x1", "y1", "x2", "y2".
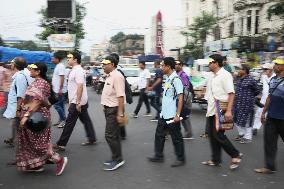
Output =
[
  {"x1": 110, "y1": 32, "x2": 125, "y2": 44},
  {"x1": 181, "y1": 11, "x2": 217, "y2": 60},
  {"x1": 267, "y1": 1, "x2": 284, "y2": 20},
  {"x1": 37, "y1": 2, "x2": 87, "y2": 50},
  {"x1": 0, "y1": 36, "x2": 4, "y2": 46}
]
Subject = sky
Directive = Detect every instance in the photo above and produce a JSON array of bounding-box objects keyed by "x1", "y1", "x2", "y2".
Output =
[{"x1": 0, "y1": 0, "x2": 182, "y2": 54}]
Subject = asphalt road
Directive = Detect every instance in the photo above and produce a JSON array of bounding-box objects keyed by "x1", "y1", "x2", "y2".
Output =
[{"x1": 0, "y1": 88, "x2": 283, "y2": 189}]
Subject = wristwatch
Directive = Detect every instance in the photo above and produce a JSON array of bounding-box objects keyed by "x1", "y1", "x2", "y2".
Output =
[
  {"x1": 24, "y1": 112, "x2": 30, "y2": 117},
  {"x1": 119, "y1": 114, "x2": 124, "y2": 117},
  {"x1": 176, "y1": 114, "x2": 180, "y2": 118}
]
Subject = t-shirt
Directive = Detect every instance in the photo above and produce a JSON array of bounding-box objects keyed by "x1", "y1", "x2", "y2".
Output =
[
  {"x1": 137, "y1": 68, "x2": 151, "y2": 89},
  {"x1": 67, "y1": 65, "x2": 88, "y2": 106},
  {"x1": 52, "y1": 63, "x2": 67, "y2": 93},
  {"x1": 267, "y1": 76, "x2": 284, "y2": 120},
  {"x1": 153, "y1": 68, "x2": 163, "y2": 94}
]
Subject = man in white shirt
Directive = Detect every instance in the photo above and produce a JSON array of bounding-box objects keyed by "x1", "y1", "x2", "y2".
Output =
[
  {"x1": 202, "y1": 54, "x2": 242, "y2": 170},
  {"x1": 52, "y1": 52, "x2": 67, "y2": 128},
  {"x1": 132, "y1": 61, "x2": 151, "y2": 118},
  {"x1": 54, "y1": 52, "x2": 97, "y2": 151}
]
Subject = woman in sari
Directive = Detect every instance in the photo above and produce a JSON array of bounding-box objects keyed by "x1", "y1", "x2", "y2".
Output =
[{"x1": 17, "y1": 63, "x2": 68, "y2": 176}]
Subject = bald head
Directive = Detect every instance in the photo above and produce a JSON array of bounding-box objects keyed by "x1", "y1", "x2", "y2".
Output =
[{"x1": 12, "y1": 57, "x2": 27, "y2": 71}]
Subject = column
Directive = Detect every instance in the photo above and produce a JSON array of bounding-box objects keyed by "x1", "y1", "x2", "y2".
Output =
[{"x1": 251, "y1": 9, "x2": 256, "y2": 35}]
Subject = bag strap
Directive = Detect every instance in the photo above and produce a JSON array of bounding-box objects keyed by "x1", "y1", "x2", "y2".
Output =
[
  {"x1": 270, "y1": 77, "x2": 284, "y2": 95},
  {"x1": 14, "y1": 72, "x2": 29, "y2": 96}
]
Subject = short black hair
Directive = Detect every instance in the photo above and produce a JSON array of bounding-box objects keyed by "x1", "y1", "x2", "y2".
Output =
[
  {"x1": 241, "y1": 64, "x2": 250, "y2": 75},
  {"x1": 209, "y1": 54, "x2": 223, "y2": 67},
  {"x1": 104, "y1": 55, "x2": 117, "y2": 67},
  {"x1": 110, "y1": 53, "x2": 119, "y2": 65},
  {"x1": 53, "y1": 51, "x2": 66, "y2": 61},
  {"x1": 163, "y1": 57, "x2": 175, "y2": 69},
  {"x1": 13, "y1": 57, "x2": 27, "y2": 70},
  {"x1": 69, "y1": 51, "x2": 81, "y2": 64}
]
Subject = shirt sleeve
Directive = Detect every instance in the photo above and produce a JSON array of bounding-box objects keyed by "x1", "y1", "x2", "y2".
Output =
[
  {"x1": 113, "y1": 75, "x2": 125, "y2": 97},
  {"x1": 75, "y1": 70, "x2": 85, "y2": 84},
  {"x1": 58, "y1": 64, "x2": 66, "y2": 76},
  {"x1": 223, "y1": 73, "x2": 235, "y2": 94},
  {"x1": 173, "y1": 78, "x2": 184, "y2": 95},
  {"x1": 145, "y1": 70, "x2": 151, "y2": 79},
  {"x1": 156, "y1": 70, "x2": 163, "y2": 79},
  {"x1": 15, "y1": 74, "x2": 28, "y2": 98}
]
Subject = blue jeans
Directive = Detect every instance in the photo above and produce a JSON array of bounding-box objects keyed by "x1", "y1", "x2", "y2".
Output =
[{"x1": 53, "y1": 94, "x2": 66, "y2": 121}]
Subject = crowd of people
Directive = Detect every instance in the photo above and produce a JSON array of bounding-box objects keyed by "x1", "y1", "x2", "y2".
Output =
[{"x1": 0, "y1": 51, "x2": 283, "y2": 176}]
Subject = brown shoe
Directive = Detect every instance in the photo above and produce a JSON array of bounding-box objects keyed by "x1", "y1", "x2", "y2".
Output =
[
  {"x1": 53, "y1": 144, "x2": 66, "y2": 152},
  {"x1": 254, "y1": 168, "x2": 276, "y2": 174}
]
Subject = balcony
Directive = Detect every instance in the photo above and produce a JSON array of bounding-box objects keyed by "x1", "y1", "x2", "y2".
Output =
[{"x1": 233, "y1": 0, "x2": 268, "y2": 10}]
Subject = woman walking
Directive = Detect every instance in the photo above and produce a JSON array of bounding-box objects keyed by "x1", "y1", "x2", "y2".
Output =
[{"x1": 17, "y1": 63, "x2": 67, "y2": 176}]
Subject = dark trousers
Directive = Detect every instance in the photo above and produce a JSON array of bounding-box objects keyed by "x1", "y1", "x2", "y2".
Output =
[
  {"x1": 208, "y1": 116, "x2": 239, "y2": 164},
  {"x1": 57, "y1": 103, "x2": 96, "y2": 146},
  {"x1": 104, "y1": 106, "x2": 122, "y2": 161},
  {"x1": 154, "y1": 118, "x2": 185, "y2": 161},
  {"x1": 134, "y1": 88, "x2": 151, "y2": 114},
  {"x1": 205, "y1": 117, "x2": 210, "y2": 134},
  {"x1": 150, "y1": 94, "x2": 161, "y2": 119},
  {"x1": 264, "y1": 117, "x2": 284, "y2": 171}
]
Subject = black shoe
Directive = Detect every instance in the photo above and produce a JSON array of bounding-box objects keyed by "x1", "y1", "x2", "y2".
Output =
[
  {"x1": 171, "y1": 160, "x2": 185, "y2": 167},
  {"x1": 147, "y1": 156, "x2": 164, "y2": 163},
  {"x1": 253, "y1": 129, "x2": 257, "y2": 136}
]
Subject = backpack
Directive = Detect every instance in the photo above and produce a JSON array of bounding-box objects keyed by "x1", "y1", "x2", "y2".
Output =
[
  {"x1": 169, "y1": 76, "x2": 191, "y2": 119},
  {"x1": 118, "y1": 69, "x2": 133, "y2": 104}
]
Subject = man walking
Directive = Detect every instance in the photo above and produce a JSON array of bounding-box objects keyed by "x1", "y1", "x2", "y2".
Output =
[
  {"x1": 101, "y1": 56, "x2": 126, "y2": 171},
  {"x1": 148, "y1": 57, "x2": 185, "y2": 167},
  {"x1": 54, "y1": 52, "x2": 97, "y2": 151},
  {"x1": 234, "y1": 64, "x2": 260, "y2": 143},
  {"x1": 255, "y1": 57, "x2": 284, "y2": 174},
  {"x1": 147, "y1": 60, "x2": 163, "y2": 122},
  {"x1": 3, "y1": 57, "x2": 29, "y2": 146},
  {"x1": 51, "y1": 51, "x2": 67, "y2": 128},
  {"x1": 132, "y1": 61, "x2": 151, "y2": 118},
  {"x1": 175, "y1": 60, "x2": 194, "y2": 139},
  {"x1": 202, "y1": 54, "x2": 242, "y2": 170}
]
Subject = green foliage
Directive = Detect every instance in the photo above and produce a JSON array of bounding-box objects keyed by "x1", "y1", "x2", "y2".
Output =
[
  {"x1": 37, "y1": 2, "x2": 86, "y2": 50},
  {"x1": 0, "y1": 36, "x2": 4, "y2": 46},
  {"x1": 181, "y1": 11, "x2": 217, "y2": 60},
  {"x1": 10, "y1": 40, "x2": 50, "y2": 51},
  {"x1": 267, "y1": 2, "x2": 284, "y2": 20},
  {"x1": 110, "y1": 32, "x2": 125, "y2": 43}
]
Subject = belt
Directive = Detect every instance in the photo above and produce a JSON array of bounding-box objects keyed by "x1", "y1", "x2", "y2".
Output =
[{"x1": 104, "y1": 105, "x2": 118, "y2": 109}]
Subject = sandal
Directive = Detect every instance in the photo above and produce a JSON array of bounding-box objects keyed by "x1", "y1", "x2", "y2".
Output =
[
  {"x1": 4, "y1": 139, "x2": 14, "y2": 146},
  {"x1": 230, "y1": 158, "x2": 242, "y2": 170},
  {"x1": 201, "y1": 160, "x2": 220, "y2": 166},
  {"x1": 200, "y1": 134, "x2": 208, "y2": 138},
  {"x1": 254, "y1": 168, "x2": 276, "y2": 174}
]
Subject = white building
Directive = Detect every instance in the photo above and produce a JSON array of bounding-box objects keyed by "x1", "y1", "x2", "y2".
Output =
[{"x1": 90, "y1": 40, "x2": 110, "y2": 62}]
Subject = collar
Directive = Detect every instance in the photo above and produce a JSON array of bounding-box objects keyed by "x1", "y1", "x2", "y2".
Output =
[
  {"x1": 72, "y1": 65, "x2": 81, "y2": 70},
  {"x1": 12, "y1": 70, "x2": 24, "y2": 79},
  {"x1": 167, "y1": 71, "x2": 178, "y2": 81},
  {"x1": 107, "y1": 69, "x2": 117, "y2": 77},
  {"x1": 214, "y1": 67, "x2": 224, "y2": 76}
]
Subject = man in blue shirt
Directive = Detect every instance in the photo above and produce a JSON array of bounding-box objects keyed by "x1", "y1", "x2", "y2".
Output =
[
  {"x1": 255, "y1": 57, "x2": 284, "y2": 174},
  {"x1": 3, "y1": 57, "x2": 29, "y2": 146},
  {"x1": 148, "y1": 57, "x2": 185, "y2": 167}
]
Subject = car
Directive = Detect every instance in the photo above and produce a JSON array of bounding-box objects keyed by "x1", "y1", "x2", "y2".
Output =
[{"x1": 120, "y1": 67, "x2": 140, "y2": 93}]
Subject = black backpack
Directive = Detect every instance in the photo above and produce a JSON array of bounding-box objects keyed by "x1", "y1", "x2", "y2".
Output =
[{"x1": 118, "y1": 69, "x2": 133, "y2": 104}]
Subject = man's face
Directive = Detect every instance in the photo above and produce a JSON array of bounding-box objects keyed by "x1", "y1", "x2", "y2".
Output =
[
  {"x1": 274, "y1": 64, "x2": 284, "y2": 74},
  {"x1": 208, "y1": 60, "x2": 217, "y2": 72},
  {"x1": 175, "y1": 63, "x2": 182, "y2": 72},
  {"x1": 52, "y1": 57, "x2": 59, "y2": 64},
  {"x1": 139, "y1": 63, "x2": 145, "y2": 69},
  {"x1": 102, "y1": 62, "x2": 114, "y2": 74},
  {"x1": 161, "y1": 63, "x2": 170, "y2": 74},
  {"x1": 67, "y1": 54, "x2": 76, "y2": 67},
  {"x1": 239, "y1": 67, "x2": 246, "y2": 77}
]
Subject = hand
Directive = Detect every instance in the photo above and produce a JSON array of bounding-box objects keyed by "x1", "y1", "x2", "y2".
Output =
[
  {"x1": 261, "y1": 113, "x2": 266, "y2": 124},
  {"x1": 20, "y1": 117, "x2": 28, "y2": 127},
  {"x1": 147, "y1": 86, "x2": 153, "y2": 91},
  {"x1": 117, "y1": 116, "x2": 124, "y2": 124},
  {"x1": 58, "y1": 89, "x2": 63, "y2": 96},
  {"x1": 76, "y1": 104, "x2": 81, "y2": 113},
  {"x1": 173, "y1": 116, "x2": 181, "y2": 123},
  {"x1": 16, "y1": 110, "x2": 21, "y2": 118},
  {"x1": 224, "y1": 111, "x2": 233, "y2": 122}
]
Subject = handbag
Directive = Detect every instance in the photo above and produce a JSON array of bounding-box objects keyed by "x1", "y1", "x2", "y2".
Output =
[
  {"x1": 214, "y1": 100, "x2": 234, "y2": 131},
  {"x1": 26, "y1": 112, "x2": 49, "y2": 132}
]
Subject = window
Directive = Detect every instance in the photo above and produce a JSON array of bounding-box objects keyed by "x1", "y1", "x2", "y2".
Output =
[
  {"x1": 229, "y1": 22, "x2": 234, "y2": 37},
  {"x1": 247, "y1": 10, "x2": 252, "y2": 34},
  {"x1": 255, "y1": 10, "x2": 259, "y2": 34}
]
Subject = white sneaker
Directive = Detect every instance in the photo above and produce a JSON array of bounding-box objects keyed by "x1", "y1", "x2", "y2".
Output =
[{"x1": 57, "y1": 121, "x2": 65, "y2": 128}]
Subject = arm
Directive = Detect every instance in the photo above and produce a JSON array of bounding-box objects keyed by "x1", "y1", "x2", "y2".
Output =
[
  {"x1": 224, "y1": 92, "x2": 235, "y2": 121},
  {"x1": 148, "y1": 78, "x2": 162, "y2": 91},
  {"x1": 20, "y1": 100, "x2": 42, "y2": 126},
  {"x1": 58, "y1": 75, "x2": 65, "y2": 95},
  {"x1": 116, "y1": 96, "x2": 125, "y2": 124},
  {"x1": 76, "y1": 83, "x2": 84, "y2": 112},
  {"x1": 173, "y1": 93, "x2": 184, "y2": 122},
  {"x1": 261, "y1": 95, "x2": 270, "y2": 123}
]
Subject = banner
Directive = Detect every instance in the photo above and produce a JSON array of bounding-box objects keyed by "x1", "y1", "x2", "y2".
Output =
[{"x1": 48, "y1": 34, "x2": 76, "y2": 51}]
